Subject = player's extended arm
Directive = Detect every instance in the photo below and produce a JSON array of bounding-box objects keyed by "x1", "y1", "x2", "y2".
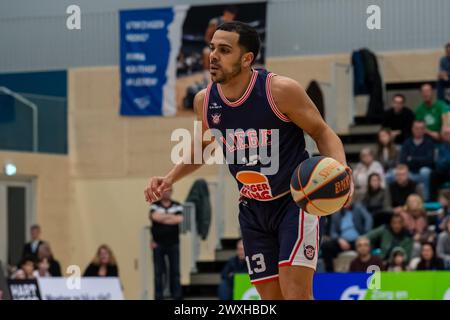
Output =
[
  {"x1": 271, "y1": 76, "x2": 353, "y2": 202},
  {"x1": 144, "y1": 89, "x2": 214, "y2": 203}
]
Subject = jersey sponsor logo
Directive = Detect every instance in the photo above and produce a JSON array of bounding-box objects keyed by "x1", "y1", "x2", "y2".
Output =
[
  {"x1": 236, "y1": 171, "x2": 273, "y2": 201},
  {"x1": 304, "y1": 244, "x2": 315, "y2": 260},
  {"x1": 209, "y1": 102, "x2": 222, "y2": 109}
]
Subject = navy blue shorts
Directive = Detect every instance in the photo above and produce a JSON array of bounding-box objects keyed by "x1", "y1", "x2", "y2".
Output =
[{"x1": 239, "y1": 193, "x2": 320, "y2": 285}]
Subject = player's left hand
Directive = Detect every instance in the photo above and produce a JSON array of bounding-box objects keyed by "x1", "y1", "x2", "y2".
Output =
[{"x1": 344, "y1": 167, "x2": 354, "y2": 208}]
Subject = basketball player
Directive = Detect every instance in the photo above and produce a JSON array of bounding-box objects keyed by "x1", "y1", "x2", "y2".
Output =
[{"x1": 145, "y1": 21, "x2": 353, "y2": 300}]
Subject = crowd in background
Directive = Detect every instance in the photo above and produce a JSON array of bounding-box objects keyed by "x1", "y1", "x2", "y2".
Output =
[
  {"x1": 320, "y1": 43, "x2": 450, "y2": 273},
  {"x1": 7, "y1": 225, "x2": 119, "y2": 280}
]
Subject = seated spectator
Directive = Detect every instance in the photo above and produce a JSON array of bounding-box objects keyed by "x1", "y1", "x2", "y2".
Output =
[
  {"x1": 12, "y1": 256, "x2": 35, "y2": 280},
  {"x1": 400, "y1": 120, "x2": 434, "y2": 201},
  {"x1": 353, "y1": 148, "x2": 385, "y2": 200},
  {"x1": 399, "y1": 194, "x2": 435, "y2": 258},
  {"x1": 376, "y1": 128, "x2": 399, "y2": 172},
  {"x1": 382, "y1": 94, "x2": 415, "y2": 144},
  {"x1": 436, "y1": 218, "x2": 450, "y2": 269},
  {"x1": 218, "y1": 239, "x2": 247, "y2": 300},
  {"x1": 321, "y1": 202, "x2": 373, "y2": 272},
  {"x1": 84, "y1": 244, "x2": 119, "y2": 277},
  {"x1": 349, "y1": 236, "x2": 383, "y2": 272},
  {"x1": 22, "y1": 224, "x2": 44, "y2": 260},
  {"x1": 32, "y1": 258, "x2": 51, "y2": 278},
  {"x1": 366, "y1": 214, "x2": 413, "y2": 263},
  {"x1": 386, "y1": 164, "x2": 423, "y2": 212},
  {"x1": 437, "y1": 190, "x2": 450, "y2": 232},
  {"x1": 362, "y1": 173, "x2": 390, "y2": 227},
  {"x1": 11, "y1": 269, "x2": 26, "y2": 280},
  {"x1": 437, "y1": 43, "x2": 450, "y2": 104},
  {"x1": 430, "y1": 127, "x2": 450, "y2": 199},
  {"x1": 415, "y1": 242, "x2": 445, "y2": 271},
  {"x1": 398, "y1": 194, "x2": 427, "y2": 237},
  {"x1": 415, "y1": 84, "x2": 448, "y2": 141},
  {"x1": 386, "y1": 247, "x2": 408, "y2": 272},
  {"x1": 37, "y1": 242, "x2": 62, "y2": 277}
]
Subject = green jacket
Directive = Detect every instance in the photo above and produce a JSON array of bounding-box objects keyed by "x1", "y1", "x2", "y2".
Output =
[{"x1": 366, "y1": 225, "x2": 413, "y2": 262}]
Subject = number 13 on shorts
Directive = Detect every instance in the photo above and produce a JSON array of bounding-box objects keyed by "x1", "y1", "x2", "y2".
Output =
[{"x1": 246, "y1": 253, "x2": 267, "y2": 275}]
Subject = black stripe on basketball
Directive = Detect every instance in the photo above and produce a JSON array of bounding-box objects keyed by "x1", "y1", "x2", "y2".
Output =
[
  {"x1": 298, "y1": 156, "x2": 327, "y2": 188},
  {"x1": 305, "y1": 171, "x2": 350, "y2": 200}
]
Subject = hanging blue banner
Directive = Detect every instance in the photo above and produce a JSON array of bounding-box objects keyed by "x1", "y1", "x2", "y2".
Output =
[{"x1": 119, "y1": 7, "x2": 186, "y2": 116}]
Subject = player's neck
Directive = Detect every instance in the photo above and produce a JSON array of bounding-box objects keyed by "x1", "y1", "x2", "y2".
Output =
[{"x1": 219, "y1": 68, "x2": 253, "y2": 102}]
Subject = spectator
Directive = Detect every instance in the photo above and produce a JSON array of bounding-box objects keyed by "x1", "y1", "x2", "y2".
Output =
[
  {"x1": 33, "y1": 258, "x2": 51, "y2": 278},
  {"x1": 436, "y1": 218, "x2": 450, "y2": 269},
  {"x1": 12, "y1": 256, "x2": 35, "y2": 279},
  {"x1": 218, "y1": 239, "x2": 247, "y2": 300},
  {"x1": 37, "y1": 242, "x2": 62, "y2": 277},
  {"x1": 400, "y1": 120, "x2": 434, "y2": 201},
  {"x1": 386, "y1": 164, "x2": 423, "y2": 211},
  {"x1": 349, "y1": 236, "x2": 383, "y2": 272},
  {"x1": 11, "y1": 269, "x2": 26, "y2": 280},
  {"x1": 399, "y1": 194, "x2": 435, "y2": 258},
  {"x1": 437, "y1": 190, "x2": 450, "y2": 232},
  {"x1": 415, "y1": 242, "x2": 445, "y2": 271},
  {"x1": 430, "y1": 126, "x2": 450, "y2": 199},
  {"x1": 22, "y1": 224, "x2": 44, "y2": 260},
  {"x1": 398, "y1": 194, "x2": 428, "y2": 237},
  {"x1": 84, "y1": 245, "x2": 119, "y2": 277},
  {"x1": 382, "y1": 94, "x2": 415, "y2": 144},
  {"x1": 366, "y1": 214, "x2": 413, "y2": 263},
  {"x1": 376, "y1": 128, "x2": 399, "y2": 172},
  {"x1": 150, "y1": 188, "x2": 184, "y2": 300},
  {"x1": 353, "y1": 147, "x2": 385, "y2": 200},
  {"x1": 362, "y1": 173, "x2": 390, "y2": 227},
  {"x1": 437, "y1": 43, "x2": 450, "y2": 104},
  {"x1": 321, "y1": 202, "x2": 373, "y2": 272},
  {"x1": 415, "y1": 84, "x2": 448, "y2": 141},
  {"x1": 386, "y1": 247, "x2": 408, "y2": 272}
]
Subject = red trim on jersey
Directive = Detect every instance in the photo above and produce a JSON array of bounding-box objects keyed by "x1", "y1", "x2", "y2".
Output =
[
  {"x1": 217, "y1": 69, "x2": 258, "y2": 107},
  {"x1": 266, "y1": 73, "x2": 291, "y2": 122},
  {"x1": 203, "y1": 83, "x2": 212, "y2": 129},
  {"x1": 250, "y1": 274, "x2": 279, "y2": 285}
]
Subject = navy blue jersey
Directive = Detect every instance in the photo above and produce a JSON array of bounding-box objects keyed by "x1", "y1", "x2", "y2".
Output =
[{"x1": 203, "y1": 69, "x2": 309, "y2": 201}]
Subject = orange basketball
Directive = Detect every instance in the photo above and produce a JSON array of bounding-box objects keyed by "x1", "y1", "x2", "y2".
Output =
[{"x1": 290, "y1": 156, "x2": 350, "y2": 216}]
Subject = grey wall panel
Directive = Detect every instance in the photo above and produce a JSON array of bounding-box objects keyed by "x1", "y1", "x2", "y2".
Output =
[
  {"x1": 0, "y1": 0, "x2": 264, "y2": 72},
  {"x1": 0, "y1": 0, "x2": 448, "y2": 72},
  {"x1": 267, "y1": 0, "x2": 450, "y2": 57}
]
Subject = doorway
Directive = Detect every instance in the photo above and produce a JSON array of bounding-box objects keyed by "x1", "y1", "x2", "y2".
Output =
[{"x1": 0, "y1": 180, "x2": 35, "y2": 268}]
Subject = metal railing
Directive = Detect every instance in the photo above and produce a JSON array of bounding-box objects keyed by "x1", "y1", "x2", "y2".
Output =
[{"x1": 0, "y1": 87, "x2": 38, "y2": 152}]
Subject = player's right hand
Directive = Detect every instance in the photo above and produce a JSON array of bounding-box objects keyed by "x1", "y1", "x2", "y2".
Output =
[{"x1": 144, "y1": 176, "x2": 173, "y2": 203}]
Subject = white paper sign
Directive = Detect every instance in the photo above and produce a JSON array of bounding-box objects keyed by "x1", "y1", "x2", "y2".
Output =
[{"x1": 37, "y1": 277, "x2": 124, "y2": 300}]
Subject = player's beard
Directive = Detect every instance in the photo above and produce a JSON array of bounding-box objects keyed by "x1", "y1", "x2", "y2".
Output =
[{"x1": 213, "y1": 60, "x2": 242, "y2": 84}]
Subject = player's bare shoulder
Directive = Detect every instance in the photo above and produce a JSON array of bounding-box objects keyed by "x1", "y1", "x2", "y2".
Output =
[
  {"x1": 193, "y1": 88, "x2": 207, "y2": 120},
  {"x1": 269, "y1": 75, "x2": 307, "y2": 113}
]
